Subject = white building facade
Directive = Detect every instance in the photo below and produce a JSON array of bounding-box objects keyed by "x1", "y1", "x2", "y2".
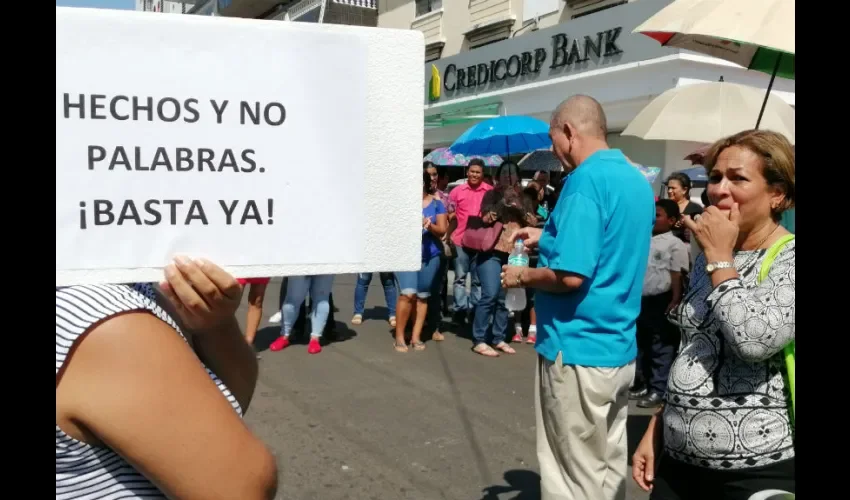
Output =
[{"x1": 383, "y1": 0, "x2": 794, "y2": 189}]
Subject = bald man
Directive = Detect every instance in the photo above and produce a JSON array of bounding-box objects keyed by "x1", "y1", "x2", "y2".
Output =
[{"x1": 502, "y1": 95, "x2": 655, "y2": 500}]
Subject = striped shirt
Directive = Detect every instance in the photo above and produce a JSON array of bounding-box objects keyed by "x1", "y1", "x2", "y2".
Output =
[{"x1": 56, "y1": 283, "x2": 242, "y2": 499}]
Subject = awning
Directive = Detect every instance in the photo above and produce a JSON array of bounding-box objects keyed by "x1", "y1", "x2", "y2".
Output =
[{"x1": 424, "y1": 102, "x2": 502, "y2": 130}]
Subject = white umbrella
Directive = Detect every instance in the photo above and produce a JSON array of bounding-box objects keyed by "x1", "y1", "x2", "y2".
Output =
[{"x1": 622, "y1": 81, "x2": 795, "y2": 144}]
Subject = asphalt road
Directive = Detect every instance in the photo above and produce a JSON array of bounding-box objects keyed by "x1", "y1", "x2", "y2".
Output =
[{"x1": 239, "y1": 275, "x2": 653, "y2": 500}]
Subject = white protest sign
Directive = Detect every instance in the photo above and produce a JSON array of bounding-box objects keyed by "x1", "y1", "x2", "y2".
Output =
[{"x1": 56, "y1": 8, "x2": 424, "y2": 286}]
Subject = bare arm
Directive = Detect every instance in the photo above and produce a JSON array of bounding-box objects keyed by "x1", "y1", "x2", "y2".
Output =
[
  {"x1": 57, "y1": 312, "x2": 278, "y2": 500},
  {"x1": 154, "y1": 258, "x2": 259, "y2": 413},
  {"x1": 667, "y1": 270, "x2": 683, "y2": 314},
  {"x1": 521, "y1": 268, "x2": 585, "y2": 293},
  {"x1": 190, "y1": 316, "x2": 259, "y2": 413},
  {"x1": 428, "y1": 213, "x2": 448, "y2": 237}
]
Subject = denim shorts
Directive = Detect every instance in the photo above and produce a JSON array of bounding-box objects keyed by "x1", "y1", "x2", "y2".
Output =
[{"x1": 396, "y1": 255, "x2": 441, "y2": 299}]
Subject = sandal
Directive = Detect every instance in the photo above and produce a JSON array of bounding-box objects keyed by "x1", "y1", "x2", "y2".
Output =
[
  {"x1": 473, "y1": 343, "x2": 499, "y2": 357},
  {"x1": 494, "y1": 342, "x2": 516, "y2": 355},
  {"x1": 389, "y1": 316, "x2": 397, "y2": 328},
  {"x1": 393, "y1": 342, "x2": 408, "y2": 353},
  {"x1": 411, "y1": 341, "x2": 426, "y2": 351},
  {"x1": 432, "y1": 332, "x2": 445, "y2": 341},
  {"x1": 351, "y1": 314, "x2": 363, "y2": 325}
]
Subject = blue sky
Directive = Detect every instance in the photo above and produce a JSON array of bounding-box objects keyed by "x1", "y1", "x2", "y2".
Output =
[{"x1": 56, "y1": 0, "x2": 135, "y2": 9}]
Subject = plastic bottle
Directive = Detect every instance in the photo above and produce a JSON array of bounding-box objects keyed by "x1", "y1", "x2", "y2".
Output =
[{"x1": 506, "y1": 239, "x2": 529, "y2": 312}]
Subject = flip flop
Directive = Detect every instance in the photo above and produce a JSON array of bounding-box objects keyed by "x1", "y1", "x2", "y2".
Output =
[
  {"x1": 411, "y1": 341, "x2": 426, "y2": 351},
  {"x1": 473, "y1": 344, "x2": 499, "y2": 357},
  {"x1": 494, "y1": 342, "x2": 516, "y2": 355},
  {"x1": 393, "y1": 342, "x2": 408, "y2": 353}
]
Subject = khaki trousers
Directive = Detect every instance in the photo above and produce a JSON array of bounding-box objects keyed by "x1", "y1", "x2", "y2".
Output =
[{"x1": 535, "y1": 353, "x2": 635, "y2": 500}]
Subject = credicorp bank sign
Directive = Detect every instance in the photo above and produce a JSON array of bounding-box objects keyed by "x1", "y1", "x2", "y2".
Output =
[{"x1": 424, "y1": 0, "x2": 676, "y2": 104}]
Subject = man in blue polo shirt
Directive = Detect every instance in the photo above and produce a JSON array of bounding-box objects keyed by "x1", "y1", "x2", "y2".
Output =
[{"x1": 503, "y1": 95, "x2": 655, "y2": 500}]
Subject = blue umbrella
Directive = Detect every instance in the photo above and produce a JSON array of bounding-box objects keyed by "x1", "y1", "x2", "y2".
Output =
[
  {"x1": 673, "y1": 166, "x2": 708, "y2": 184},
  {"x1": 449, "y1": 116, "x2": 552, "y2": 157}
]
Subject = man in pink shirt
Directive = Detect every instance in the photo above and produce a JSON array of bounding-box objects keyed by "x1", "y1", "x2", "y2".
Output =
[{"x1": 448, "y1": 159, "x2": 493, "y2": 323}]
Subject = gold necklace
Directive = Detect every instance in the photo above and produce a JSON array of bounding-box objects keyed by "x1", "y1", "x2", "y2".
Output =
[{"x1": 740, "y1": 224, "x2": 779, "y2": 252}]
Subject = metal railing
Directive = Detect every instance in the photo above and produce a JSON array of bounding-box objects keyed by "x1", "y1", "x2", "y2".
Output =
[{"x1": 289, "y1": 0, "x2": 323, "y2": 19}]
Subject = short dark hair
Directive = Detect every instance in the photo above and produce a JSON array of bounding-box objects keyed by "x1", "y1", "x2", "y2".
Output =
[
  {"x1": 665, "y1": 172, "x2": 693, "y2": 194},
  {"x1": 467, "y1": 158, "x2": 485, "y2": 169},
  {"x1": 701, "y1": 189, "x2": 710, "y2": 207},
  {"x1": 656, "y1": 198, "x2": 680, "y2": 219}
]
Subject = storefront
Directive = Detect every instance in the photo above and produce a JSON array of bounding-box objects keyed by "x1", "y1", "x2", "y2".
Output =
[{"x1": 422, "y1": 0, "x2": 795, "y2": 188}]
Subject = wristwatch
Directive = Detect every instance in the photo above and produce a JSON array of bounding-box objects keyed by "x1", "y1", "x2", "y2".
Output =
[{"x1": 705, "y1": 261, "x2": 734, "y2": 274}]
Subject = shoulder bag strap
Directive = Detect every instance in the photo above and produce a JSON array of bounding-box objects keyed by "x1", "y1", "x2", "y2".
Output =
[{"x1": 757, "y1": 234, "x2": 795, "y2": 427}]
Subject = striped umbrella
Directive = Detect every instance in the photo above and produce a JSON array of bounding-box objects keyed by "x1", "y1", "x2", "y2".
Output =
[
  {"x1": 634, "y1": 0, "x2": 794, "y2": 80},
  {"x1": 423, "y1": 148, "x2": 503, "y2": 167},
  {"x1": 634, "y1": 0, "x2": 794, "y2": 129}
]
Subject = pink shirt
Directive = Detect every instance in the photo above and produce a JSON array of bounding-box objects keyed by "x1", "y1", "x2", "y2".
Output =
[{"x1": 448, "y1": 181, "x2": 493, "y2": 246}]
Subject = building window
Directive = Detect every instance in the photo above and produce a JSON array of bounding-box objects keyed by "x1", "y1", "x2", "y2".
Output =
[
  {"x1": 425, "y1": 42, "x2": 444, "y2": 62},
  {"x1": 569, "y1": 0, "x2": 628, "y2": 19},
  {"x1": 415, "y1": 0, "x2": 442, "y2": 18}
]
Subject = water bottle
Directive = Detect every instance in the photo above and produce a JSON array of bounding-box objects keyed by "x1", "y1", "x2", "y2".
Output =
[{"x1": 506, "y1": 240, "x2": 529, "y2": 312}]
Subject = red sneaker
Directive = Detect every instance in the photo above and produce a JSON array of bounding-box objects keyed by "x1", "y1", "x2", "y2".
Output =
[
  {"x1": 512, "y1": 333, "x2": 524, "y2": 343},
  {"x1": 269, "y1": 336, "x2": 291, "y2": 352},
  {"x1": 526, "y1": 334, "x2": 536, "y2": 344},
  {"x1": 307, "y1": 337, "x2": 323, "y2": 354}
]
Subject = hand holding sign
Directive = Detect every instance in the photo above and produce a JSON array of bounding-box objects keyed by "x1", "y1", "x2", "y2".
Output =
[{"x1": 159, "y1": 257, "x2": 242, "y2": 333}]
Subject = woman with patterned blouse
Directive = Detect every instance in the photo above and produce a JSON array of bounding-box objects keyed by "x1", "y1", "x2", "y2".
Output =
[{"x1": 632, "y1": 130, "x2": 795, "y2": 500}]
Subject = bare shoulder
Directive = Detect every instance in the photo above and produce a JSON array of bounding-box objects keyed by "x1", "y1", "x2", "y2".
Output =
[{"x1": 57, "y1": 311, "x2": 277, "y2": 500}]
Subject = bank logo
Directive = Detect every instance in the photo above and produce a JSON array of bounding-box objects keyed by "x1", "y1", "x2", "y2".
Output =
[{"x1": 429, "y1": 64, "x2": 441, "y2": 102}]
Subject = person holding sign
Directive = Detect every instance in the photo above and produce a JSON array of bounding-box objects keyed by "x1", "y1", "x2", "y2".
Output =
[{"x1": 56, "y1": 260, "x2": 278, "y2": 500}]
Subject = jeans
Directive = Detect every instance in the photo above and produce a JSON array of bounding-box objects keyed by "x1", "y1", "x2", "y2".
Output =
[
  {"x1": 282, "y1": 275, "x2": 335, "y2": 338},
  {"x1": 472, "y1": 252, "x2": 509, "y2": 346},
  {"x1": 396, "y1": 255, "x2": 442, "y2": 299},
  {"x1": 353, "y1": 272, "x2": 397, "y2": 317},
  {"x1": 426, "y1": 255, "x2": 449, "y2": 335},
  {"x1": 452, "y1": 246, "x2": 481, "y2": 313}
]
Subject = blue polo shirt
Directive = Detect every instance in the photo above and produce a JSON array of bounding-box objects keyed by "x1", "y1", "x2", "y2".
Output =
[{"x1": 535, "y1": 149, "x2": 655, "y2": 367}]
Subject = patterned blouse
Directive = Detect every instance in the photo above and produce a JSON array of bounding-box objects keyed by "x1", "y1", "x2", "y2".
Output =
[{"x1": 663, "y1": 241, "x2": 795, "y2": 470}]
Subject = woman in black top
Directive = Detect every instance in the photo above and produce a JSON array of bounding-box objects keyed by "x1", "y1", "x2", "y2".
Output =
[{"x1": 665, "y1": 172, "x2": 703, "y2": 243}]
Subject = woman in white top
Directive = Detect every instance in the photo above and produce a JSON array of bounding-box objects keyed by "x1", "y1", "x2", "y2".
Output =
[{"x1": 56, "y1": 258, "x2": 278, "y2": 500}]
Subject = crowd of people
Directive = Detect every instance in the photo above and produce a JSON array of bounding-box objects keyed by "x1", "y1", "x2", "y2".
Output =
[
  {"x1": 233, "y1": 157, "x2": 562, "y2": 358},
  {"x1": 56, "y1": 94, "x2": 795, "y2": 500}
]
